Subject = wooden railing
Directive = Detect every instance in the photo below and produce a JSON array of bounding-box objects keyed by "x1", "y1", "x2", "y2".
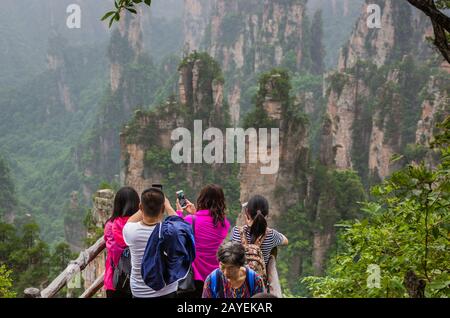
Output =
[
  {"x1": 25, "y1": 237, "x2": 283, "y2": 298},
  {"x1": 24, "y1": 237, "x2": 106, "y2": 298},
  {"x1": 267, "y1": 255, "x2": 282, "y2": 298}
]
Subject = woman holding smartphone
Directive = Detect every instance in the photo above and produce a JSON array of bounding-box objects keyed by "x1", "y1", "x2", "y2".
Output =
[{"x1": 167, "y1": 184, "x2": 231, "y2": 298}]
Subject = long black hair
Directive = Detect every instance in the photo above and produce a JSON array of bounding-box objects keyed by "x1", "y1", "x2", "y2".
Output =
[
  {"x1": 246, "y1": 195, "x2": 269, "y2": 243},
  {"x1": 110, "y1": 187, "x2": 140, "y2": 221}
]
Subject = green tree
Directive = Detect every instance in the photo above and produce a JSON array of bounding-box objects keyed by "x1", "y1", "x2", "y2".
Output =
[
  {"x1": 0, "y1": 156, "x2": 18, "y2": 219},
  {"x1": 102, "y1": 0, "x2": 152, "y2": 27},
  {"x1": 0, "y1": 265, "x2": 15, "y2": 298},
  {"x1": 49, "y1": 242, "x2": 76, "y2": 280},
  {"x1": 303, "y1": 117, "x2": 450, "y2": 298},
  {"x1": 3, "y1": 221, "x2": 50, "y2": 295}
]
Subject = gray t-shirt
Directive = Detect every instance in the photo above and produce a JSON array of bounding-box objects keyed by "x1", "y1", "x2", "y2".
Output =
[{"x1": 122, "y1": 221, "x2": 178, "y2": 298}]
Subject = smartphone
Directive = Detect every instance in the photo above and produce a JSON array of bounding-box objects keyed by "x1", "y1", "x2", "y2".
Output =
[
  {"x1": 152, "y1": 183, "x2": 163, "y2": 191},
  {"x1": 176, "y1": 190, "x2": 187, "y2": 208}
]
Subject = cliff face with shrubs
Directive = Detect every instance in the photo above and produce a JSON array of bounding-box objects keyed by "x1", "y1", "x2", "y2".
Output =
[
  {"x1": 239, "y1": 71, "x2": 310, "y2": 223},
  {"x1": 321, "y1": 0, "x2": 450, "y2": 183},
  {"x1": 183, "y1": 0, "x2": 311, "y2": 125},
  {"x1": 119, "y1": 53, "x2": 241, "y2": 215},
  {"x1": 118, "y1": 0, "x2": 449, "y2": 296}
]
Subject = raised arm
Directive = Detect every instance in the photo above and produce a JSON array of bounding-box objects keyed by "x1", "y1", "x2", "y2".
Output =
[
  {"x1": 127, "y1": 209, "x2": 143, "y2": 223},
  {"x1": 280, "y1": 233, "x2": 288, "y2": 246},
  {"x1": 165, "y1": 197, "x2": 178, "y2": 217}
]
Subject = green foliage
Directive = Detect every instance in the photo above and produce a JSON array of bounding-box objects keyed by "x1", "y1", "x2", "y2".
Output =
[
  {"x1": 276, "y1": 203, "x2": 313, "y2": 296},
  {"x1": 49, "y1": 243, "x2": 76, "y2": 281},
  {"x1": 275, "y1": 166, "x2": 366, "y2": 297},
  {"x1": 243, "y1": 107, "x2": 278, "y2": 130},
  {"x1": 243, "y1": 69, "x2": 292, "y2": 129},
  {"x1": 179, "y1": 52, "x2": 224, "y2": 84},
  {"x1": 0, "y1": 156, "x2": 18, "y2": 219},
  {"x1": 290, "y1": 73, "x2": 323, "y2": 102},
  {"x1": 281, "y1": 50, "x2": 298, "y2": 72},
  {"x1": 145, "y1": 147, "x2": 174, "y2": 175},
  {"x1": 326, "y1": 72, "x2": 349, "y2": 98},
  {"x1": 303, "y1": 118, "x2": 450, "y2": 297},
  {"x1": 403, "y1": 144, "x2": 429, "y2": 163},
  {"x1": 83, "y1": 209, "x2": 104, "y2": 247},
  {"x1": 102, "y1": 0, "x2": 152, "y2": 28},
  {"x1": 98, "y1": 181, "x2": 120, "y2": 192},
  {"x1": 0, "y1": 220, "x2": 52, "y2": 296},
  {"x1": 0, "y1": 38, "x2": 108, "y2": 242},
  {"x1": 0, "y1": 265, "x2": 15, "y2": 298}
]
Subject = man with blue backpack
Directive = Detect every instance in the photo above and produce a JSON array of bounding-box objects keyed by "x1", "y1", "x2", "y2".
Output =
[
  {"x1": 123, "y1": 187, "x2": 192, "y2": 298},
  {"x1": 202, "y1": 242, "x2": 265, "y2": 298}
]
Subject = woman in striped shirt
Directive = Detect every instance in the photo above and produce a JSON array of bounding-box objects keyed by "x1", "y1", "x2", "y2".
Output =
[{"x1": 231, "y1": 195, "x2": 288, "y2": 266}]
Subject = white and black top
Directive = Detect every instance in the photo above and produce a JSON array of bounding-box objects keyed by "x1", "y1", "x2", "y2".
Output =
[
  {"x1": 123, "y1": 222, "x2": 178, "y2": 298},
  {"x1": 231, "y1": 225, "x2": 285, "y2": 265}
]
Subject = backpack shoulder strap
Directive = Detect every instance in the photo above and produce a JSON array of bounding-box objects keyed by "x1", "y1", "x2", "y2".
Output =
[
  {"x1": 192, "y1": 215, "x2": 196, "y2": 237},
  {"x1": 210, "y1": 270, "x2": 217, "y2": 298},
  {"x1": 211, "y1": 269, "x2": 224, "y2": 298},
  {"x1": 246, "y1": 267, "x2": 255, "y2": 296}
]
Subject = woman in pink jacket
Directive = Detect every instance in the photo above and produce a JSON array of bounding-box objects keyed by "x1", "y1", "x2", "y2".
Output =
[
  {"x1": 172, "y1": 184, "x2": 231, "y2": 298},
  {"x1": 104, "y1": 186, "x2": 140, "y2": 298}
]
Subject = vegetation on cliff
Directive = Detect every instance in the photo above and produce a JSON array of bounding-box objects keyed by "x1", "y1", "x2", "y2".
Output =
[{"x1": 303, "y1": 118, "x2": 450, "y2": 298}]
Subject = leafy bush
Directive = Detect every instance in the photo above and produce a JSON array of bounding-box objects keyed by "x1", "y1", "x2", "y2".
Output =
[
  {"x1": 0, "y1": 265, "x2": 15, "y2": 298},
  {"x1": 303, "y1": 118, "x2": 450, "y2": 298}
]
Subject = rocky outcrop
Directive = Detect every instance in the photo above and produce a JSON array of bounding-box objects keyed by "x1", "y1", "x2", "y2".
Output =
[
  {"x1": 338, "y1": 0, "x2": 432, "y2": 71},
  {"x1": 64, "y1": 191, "x2": 86, "y2": 252},
  {"x1": 47, "y1": 33, "x2": 75, "y2": 113},
  {"x1": 239, "y1": 71, "x2": 310, "y2": 224},
  {"x1": 110, "y1": 10, "x2": 143, "y2": 94},
  {"x1": 183, "y1": 0, "x2": 212, "y2": 52},
  {"x1": 321, "y1": 0, "x2": 449, "y2": 182},
  {"x1": 76, "y1": 10, "x2": 149, "y2": 202},
  {"x1": 183, "y1": 0, "x2": 309, "y2": 125},
  {"x1": 416, "y1": 76, "x2": 450, "y2": 147},
  {"x1": 83, "y1": 189, "x2": 114, "y2": 297},
  {"x1": 310, "y1": 0, "x2": 449, "y2": 276},
  {"x1": 322, "y1": 73, "x2": 369, "y2": 170},
  {"x1": 338, "y1": 0, "x2": 396, "y2": 71},
  {"x1": 120, "y1": 53, "x2": 229, "y2": 195}
]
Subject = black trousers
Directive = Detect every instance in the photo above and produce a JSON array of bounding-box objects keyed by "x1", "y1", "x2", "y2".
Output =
[
  {"x1": 177, "y1": 280, "x2": 204, "y2": 299},
  {"x1": 132, "y1": 291, "x2": 177, "y2": 299},
  {"x1": 106, "y1": 289, "x2": 132, "y2": 298}
]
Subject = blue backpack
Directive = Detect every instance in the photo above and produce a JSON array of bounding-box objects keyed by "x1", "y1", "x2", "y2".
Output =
[{"x1": 210, "y1": 267, "x2": 256, "y2": 298}]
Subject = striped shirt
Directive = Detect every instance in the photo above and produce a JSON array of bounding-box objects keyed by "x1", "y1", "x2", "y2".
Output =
[{"x1": 231, "y1": 225, "x2": 285, "y2": 265}]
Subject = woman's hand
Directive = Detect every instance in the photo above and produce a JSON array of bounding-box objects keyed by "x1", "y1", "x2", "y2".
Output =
[
  {"x1": 185, "y1": 199, "x2": 196, "y2": 215},
  {"x1": 176, "y1": 198, "x2": 182, "y2": 211}
]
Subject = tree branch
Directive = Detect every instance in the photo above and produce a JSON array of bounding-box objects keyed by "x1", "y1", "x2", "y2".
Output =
[
  {"x1": 407, "y1": 0, "x2": 450, "y2": 63},
  {"x1": 407, "y1": 0, "x2": 450, "y2": 32}
]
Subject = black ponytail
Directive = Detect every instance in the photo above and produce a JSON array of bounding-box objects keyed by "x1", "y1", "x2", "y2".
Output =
[{"x1": 246, "y1": 195, "x2": 269, "y2": 243}]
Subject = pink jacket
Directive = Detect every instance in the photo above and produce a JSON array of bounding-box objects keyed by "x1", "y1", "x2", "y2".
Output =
[
  {"x1": 104, "y1": 216, "x2": 129, "y2": 291},
  {"x1": 177, "y1": 210, "x2": 230, "y2": 282}
]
